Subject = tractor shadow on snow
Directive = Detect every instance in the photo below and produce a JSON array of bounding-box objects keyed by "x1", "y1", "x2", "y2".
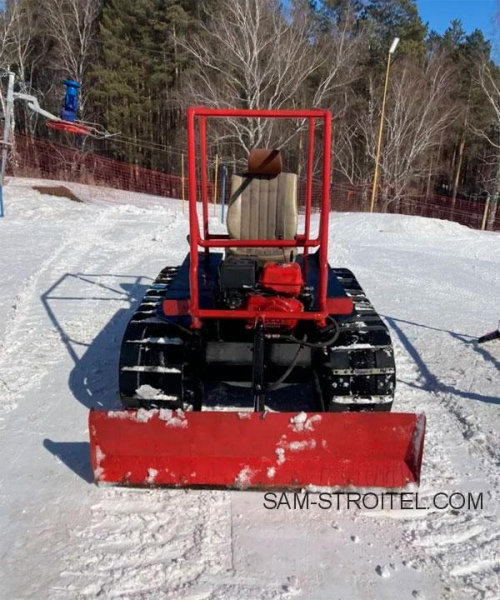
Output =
[
  {"x1": 40, "y1": 271, "x2": 317, "y2": 481},
  {"x1": 41, "y1": 272, "x2": 151, "y2": 482},
  {"x1": 385, "y1": 315, "x2": 500, "y2": 406},
  {"x1": 43, "y1": 440, "x2": 94, "y2": 483}
]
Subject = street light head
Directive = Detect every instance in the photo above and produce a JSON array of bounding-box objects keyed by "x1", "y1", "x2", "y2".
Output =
[{"x1": 389, "y1": 37, "x2": 400, "y2": 55}]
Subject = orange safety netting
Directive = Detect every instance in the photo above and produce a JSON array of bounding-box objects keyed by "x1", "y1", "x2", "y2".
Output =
[{"x1": 7, "y1": 134, "x2": 499, "y2": 232}]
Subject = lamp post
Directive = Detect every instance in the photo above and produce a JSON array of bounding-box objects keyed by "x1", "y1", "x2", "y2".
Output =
[{"x1": 370, "y1": 37, "x2": 400, "y2": 213}]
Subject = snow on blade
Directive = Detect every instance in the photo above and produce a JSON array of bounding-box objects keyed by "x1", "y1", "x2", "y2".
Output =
[
  {"x1": 289, "y1": 412, "x2": 322, "y2": 432},
  {"x1": 237, "y1": 411, "x2": 252, "y2": 419},
  {"x1": 105, "y1": 410, "x2": 130, "y2": 419},
  {"x1": 135, "y1": 407, "x2": 156, "y2": 422},
  {"x1": 145, "y1": 468, "x2": 158, "y2": 484},
  {"x1": 158, "y1": 408, "x2": 188, "y2": 428},
  {"x1": 275, "y1": 446, "x2": 286, "y2": 465},
  {"x1": 288, "y1": 439, "x2": 317, "y2": 452},
  {"x1": 94, "y1": 445, "x2": 105, "y2": 479},
  {"x1": 235, "y1": 466, "x2": 255, "y2": 488}
]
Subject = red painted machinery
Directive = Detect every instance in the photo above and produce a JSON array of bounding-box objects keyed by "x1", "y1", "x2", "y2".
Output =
[{"x1": 89, "y1": 108, "x2": 425, "y2": 489}]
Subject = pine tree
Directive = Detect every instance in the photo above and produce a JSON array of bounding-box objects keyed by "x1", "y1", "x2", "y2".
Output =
[
  {"x1": 362, "y1": 0, "x2": 427, "y2": 64},
  {"x1": 89, "y1": 0, "x2": 197, "y2": 169},
  {"x1": 433, "y1": 22, "x2": 494, "y2": 199}
]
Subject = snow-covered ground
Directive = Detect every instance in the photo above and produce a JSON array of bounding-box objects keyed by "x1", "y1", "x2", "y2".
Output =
[{"x1": 0, "y1": 178, "x2": 499, "y2": 600}]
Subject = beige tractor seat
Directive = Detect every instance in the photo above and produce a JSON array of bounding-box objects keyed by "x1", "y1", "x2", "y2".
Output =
[{"x1": 226, "y1": 149, "x2": 298, "y2": 263}]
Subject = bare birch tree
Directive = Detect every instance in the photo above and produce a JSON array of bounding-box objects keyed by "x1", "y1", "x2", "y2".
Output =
[
  {"x1": 178, "y1": 0, "x2": 359, "y2": 153},
  {"x1": 41, "y1": 0, "x2": 101, "y2": 111},
  {"x1": 334, "y1": 117, "x2": 372, "y2": 186},
  {"x1": 472, "y1": 43, "x2": 500, "y2": 228},
  {"x1": 476, "y1": 149, "x2": 500, "y2": 229},
  {"x1": 360, "y1": 56, "x2": 457, "y2": 210},
  {"x1": 0, "y1": 1, "x2": 39, "y2": 83},
  {"x1": 474, "y1": 62, "x2": 500, "y2": 150},
  {"x1": 0, "y1": 1, "x2": 43, "y2": 136},
  {"x1": 0, "y1": 2, "x2": 20, "y2": 71}
]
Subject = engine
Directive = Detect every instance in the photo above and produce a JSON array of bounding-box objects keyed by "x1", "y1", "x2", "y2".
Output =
[{"x1": 218, "y1": 258, "x2": 306, "y2": 330}]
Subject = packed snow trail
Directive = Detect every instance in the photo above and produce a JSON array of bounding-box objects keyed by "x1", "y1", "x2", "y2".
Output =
[{"x1": 0, "y1": 179, "x2": 499, "y2": 600}]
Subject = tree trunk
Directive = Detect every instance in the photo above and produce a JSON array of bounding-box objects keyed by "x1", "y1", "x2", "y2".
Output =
[
  {"x1": 451, "y1": 134, "x2": 465, "y2": 212},
  {"x1": 425, "y1": 158, "x2": 433, "y2": 200},
  {"x1": 486, "y1": 160, "x2": 500, "y2": 231}
]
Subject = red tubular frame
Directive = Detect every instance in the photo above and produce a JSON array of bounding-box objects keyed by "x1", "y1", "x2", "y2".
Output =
[
  {"x1": 199, "y1": 117, "x2": 210, "y2": 245},
  {"x1": 186, "y1": 107, "x2": 332, "y2": 329},
  {"x1": 303, "y1": 118, "x2": 315, "y2": 262}
]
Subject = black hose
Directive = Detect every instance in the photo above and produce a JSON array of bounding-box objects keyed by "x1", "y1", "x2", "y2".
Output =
[
  {"x1": 284, "y1": 316, "x2": 340, "y2": 349},
  {"x1": 265, "y1": 334, "x2": 308, "y2": 392},
  {"x1": 264, "y1": 317, "x2": 340, "y2": 392}
]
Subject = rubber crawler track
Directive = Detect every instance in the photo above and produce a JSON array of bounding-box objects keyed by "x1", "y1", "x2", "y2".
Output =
[{"x1": 119, "y1": 267, "x2": 395, "y2": 411}]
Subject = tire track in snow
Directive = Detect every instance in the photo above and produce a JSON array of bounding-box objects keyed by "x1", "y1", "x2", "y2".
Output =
[
  {"x1": 0, "y1": 214, "x2": 104, "y2": 423},
  {"x1": 323, "y1": 219, "x2": 500, "y2": 599},
  {"x1": 0, "y1": 204, "x2": 184, "y2": 426},
  {"x1": 56, "y1": 489, "x2": 232, "y2": 599},
  {"x1": 3, "y1": 195, "x2": 499, "y2": 599},
  {"x1": 391, "y1": 332, "x2": 500, "y2": 600},
  {"x1": 0, "y1": 207, "x2": 117, "y2": 424},
  {"x1": 54, "y1": 489, "x2": 293, "y2": 600},
  {"x1": 0, "y1": 200, "x2": 196, "y2": 599},
  {"x1": 46, "y1": 207, "x2": 296, "y2": 600}
]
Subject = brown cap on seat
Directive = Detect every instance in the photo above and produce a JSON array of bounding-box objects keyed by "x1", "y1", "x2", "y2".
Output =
[{"x1": 247, "y1": 149, "x2": 282, "y2": 175}]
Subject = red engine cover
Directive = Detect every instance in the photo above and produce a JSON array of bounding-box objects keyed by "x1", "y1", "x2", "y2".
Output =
[
  {"x1": 260, "y1": 262, "x2": 303, "y2": 295},
  {"x1": 246, "y1": 294, "x2": 303, "y2": 330}
]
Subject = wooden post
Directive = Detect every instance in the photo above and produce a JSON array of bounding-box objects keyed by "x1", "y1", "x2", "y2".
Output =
[
  {"x1": 481, "y1": 195, "x2": 491, "y2": 231},
  {"x1": 297, "y1": 129, "x2": 303, "y2": 180},
  {"x1": 181, "y1": 153, "x2": 185, "y2": 214},
  {"x1": 213, "y1": 153, "x2": 219, "y2": 216}
]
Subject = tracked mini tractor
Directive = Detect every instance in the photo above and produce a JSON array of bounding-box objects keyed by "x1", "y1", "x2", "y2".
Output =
[{"x1": 89, "y1": 108, "x2": 425, "y2": 489}]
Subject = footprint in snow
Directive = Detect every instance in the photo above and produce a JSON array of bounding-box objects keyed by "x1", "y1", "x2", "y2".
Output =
[{"x1": 376, "y1": 564, "x2": 391, "y2": 578}]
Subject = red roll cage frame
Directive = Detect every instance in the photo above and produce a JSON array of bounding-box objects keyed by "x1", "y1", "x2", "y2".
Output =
[{"x1": 186, "y1": 107, "x2": 332, "y2": 329}]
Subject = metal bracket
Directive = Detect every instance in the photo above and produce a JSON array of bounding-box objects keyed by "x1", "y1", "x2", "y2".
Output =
[{"x1": 252, "y1": 320, "x2": 266, "y2": 412}]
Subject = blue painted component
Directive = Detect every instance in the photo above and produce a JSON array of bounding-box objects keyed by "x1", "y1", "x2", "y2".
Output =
[
  {"x1": 220, "y1": 165, "x2": 227, "y2": 224},
  {"x1": 60, "y1": 80, "x2": 82, "y2": 122}
]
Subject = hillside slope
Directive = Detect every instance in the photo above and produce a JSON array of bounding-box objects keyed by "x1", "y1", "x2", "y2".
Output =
[{"x1": 0, "y1": 179, "x2": 499, "y2": 600}]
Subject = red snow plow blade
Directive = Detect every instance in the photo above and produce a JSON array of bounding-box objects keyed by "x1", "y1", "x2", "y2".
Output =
[{"x1": 89, "y1": 410, "x2": 425, "y2": 490}]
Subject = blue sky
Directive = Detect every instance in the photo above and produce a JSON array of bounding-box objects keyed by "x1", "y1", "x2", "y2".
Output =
[{"x1": 416, "y1": 0, "x2": 497, "y2": 39}]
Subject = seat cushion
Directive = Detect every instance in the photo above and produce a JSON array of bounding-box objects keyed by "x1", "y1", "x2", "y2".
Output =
[
  {"x1": 227, "y1": 173, "x2": 298, "y2": 242},
  {"x1": 226, "y1": 172, "x2": 298, "y2": 263},
  {"x1": 225, "y1": 246, "x2": 295, "y2": 264}
]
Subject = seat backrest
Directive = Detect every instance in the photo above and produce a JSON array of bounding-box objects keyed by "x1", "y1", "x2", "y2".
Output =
[{"x1": 227, "y1": 149, "x2": 298, "y2": 241}]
